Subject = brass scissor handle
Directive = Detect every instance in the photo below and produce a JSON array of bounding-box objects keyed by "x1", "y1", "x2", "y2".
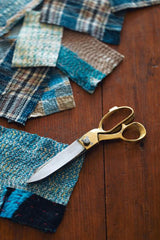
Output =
[
  {"x1": 98, "y1": 106, "x2": 134, "y2": 133},
  {"x1": 79, "y1": 106, "x2": 146, "y2": 150}
]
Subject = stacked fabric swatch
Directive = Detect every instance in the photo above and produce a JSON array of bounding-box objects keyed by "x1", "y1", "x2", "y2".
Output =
[
  {"x1": 40, "y1": 0, "x2": 160, "y2": 45},
  {"x1": 0, "y1": 3, "x2": 125, "y2": 125},
  {"x1": 0, "y1": 126, "x2": 85, "y2": 232}
]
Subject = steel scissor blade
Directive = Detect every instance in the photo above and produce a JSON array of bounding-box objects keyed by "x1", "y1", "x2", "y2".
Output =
[{"x1": 27, "y1": 140, "x2": 85, "y2": 183}]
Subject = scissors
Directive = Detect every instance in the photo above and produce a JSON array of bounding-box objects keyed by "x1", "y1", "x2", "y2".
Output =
[{"x1": 27, "y1": 106, "x2": 146, "y2": 183}]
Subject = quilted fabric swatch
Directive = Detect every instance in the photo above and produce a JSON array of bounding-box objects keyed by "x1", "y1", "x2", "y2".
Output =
[
  {"x1": 40, "y1": 0, "x2": 125, "y2": 45},
  {"x1": 30, "y1": 68, "x2": 75, "y2": 118},
  {"x1": 0, "y1": 126, "x2": 85, "y2": 232},
  {"x1": 0, "y1": 0, "x2": 43, "y2": 37},
  {"x1": 110, "y1": 0, "x2": 160, "y2": 12},
  {"x1": 12, "y1": 11, "x2": 63, "y2": 67},
  {"x1": 57, "y1": 29, "x2": 124, "y2": 93},
  {"x1": 0, "y1": 44, "x2": 50, "y2": 125}
]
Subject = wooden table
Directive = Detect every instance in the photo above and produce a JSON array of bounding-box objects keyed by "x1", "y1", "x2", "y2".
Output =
[{"x1": 0, "y1": 6, "x2": 160, "y2": 240}]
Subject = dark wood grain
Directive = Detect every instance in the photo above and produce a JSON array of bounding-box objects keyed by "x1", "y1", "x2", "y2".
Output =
[
  {"x1": 103, "y1": 6, "x2": 160, "y2": 240},
  {"x1": 0, "y1": 5, "x2": 160, "y2": 240}
]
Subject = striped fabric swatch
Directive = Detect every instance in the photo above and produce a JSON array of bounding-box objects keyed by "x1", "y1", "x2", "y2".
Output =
[
  {"x1": 40, "y1": 0, "x2": 125, "y2": 45},
  {"x1": 0, "y1": 44, "x2": 50, "y2": 125},
  {"x1": 0, "y1": 0, "x2": 43, "y2": 37},
  {"x1": 12, "y1": 11, "x2": 63, "y2": 67},
  {"x1": 30, "y1": 68, "x2": 75, "y2": 118},
  {"x1": 0, "y1": 126, "x2": 85, "y2": 232},
  {"x1": 110, "y1": 0, "x2": 160, "y2": 12},
  {"x1": 57, "y1": 29, "x2": 124, "y2": 93}
]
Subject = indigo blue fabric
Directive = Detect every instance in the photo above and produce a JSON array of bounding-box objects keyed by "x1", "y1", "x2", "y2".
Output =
[
  {"x1": 30, "y1": 68, "x2": 75, "y2": 117},
  {"x1": 0, "y1": 126, "x2": 85, "y2": 232},
  {"x1": 56, "y1": 30, "x2": 124, "y2": 93},
  {"x1": 0, "y1": 44, "x2": 50, "y2": 125},
  {"x1": 0, "y1": 0, "x2": 43, "y2": 36},
  {"x1": 57, "y1": 46, "x2": 106, "y2": 93},
  {"x1": 0, "y1": 189, "x2": 32, "y2": 218},
  {"x1": 0, "y1": 187, "x2": 66, "y2": 232},
  {"x1": 0, "y1": 126, "x2": 85, "y2": 206},
  {"x1": 40, "y1": 0, "x2": 125, "y2": 45},
  {"x1": 110, "y1": 0, "x2": 160, "y2": 12}
]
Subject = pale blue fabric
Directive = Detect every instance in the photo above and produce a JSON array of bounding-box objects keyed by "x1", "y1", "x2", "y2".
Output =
[{"x1": 0, "y1": 0, "x2": 43, "y2": 36}]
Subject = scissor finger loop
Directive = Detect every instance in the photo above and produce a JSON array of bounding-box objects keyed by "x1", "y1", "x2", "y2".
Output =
[
  {"x1": 98, "y1": 106, "x2": 134, "y2": 133},
  {"x1": 120, "y1": 122, "x2": 146, "y2": 142}
]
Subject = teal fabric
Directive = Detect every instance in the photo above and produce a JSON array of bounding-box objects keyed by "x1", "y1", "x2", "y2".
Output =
[
  {"x1": 0, "y1": 126, "x2": 85, "y2": 206},
  {"x1": 30, "y1": 68, "x2": 75, "y2": 118},
  {"x1": 57, "y1": 45, "x2": 106, "y2": 94},
  {"x1": 0, "y1": 0, "x2": 43, "y2": 36},
  {"x1": 0, "y1": 189, "x2": 32, "y2": 218}
]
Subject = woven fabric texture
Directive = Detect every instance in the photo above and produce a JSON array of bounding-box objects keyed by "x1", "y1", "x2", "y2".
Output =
[
  {"x1": 0, "y1": 0, "x2": 42, "y2": 37},
  {"x1": 0, "y1": 126, "x2": 84, "y2": 231},
  {"x1": 0, "y1": 187, "x2": 65, "y2": 232},
  {"x1": 40, "y1": 0, "x2": 125, "y2": 45},
  {"x1": 110, "y1": 0, "x2": 160, "y2": 12},
  {"x1": 0, "y1": 39, "x2": 14, "y2": 63},
  {"x1": 57, "y1": 29, "x2": 124, "y2": 93},
  {"x1": 30, "y1": 68, "x2": 75, "y2": 117},
  {"x1": 0, "y1": 44, "x2": 50, "y2": 125},
  {"x1": 12, "y1": 11, "x2": 63, "y2": 67},
  {"x1": 0, "y1": 126, "x2": 85, "y2": 206}
]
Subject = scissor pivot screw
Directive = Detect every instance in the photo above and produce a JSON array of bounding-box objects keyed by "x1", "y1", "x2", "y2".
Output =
[{"x1": 82, "y1": 137, "x2": 90, "y2": 146}]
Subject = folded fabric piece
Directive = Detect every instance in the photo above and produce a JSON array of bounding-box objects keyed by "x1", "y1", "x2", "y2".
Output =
[
  {"x1": 12, "y1": 11, "x2": 63, "y2": 67},
  {"x1": 0, "y1": 126, "x2": 84, "y2": 232},
  {"x1": 40, "y1": 0, "x2": 125, "y2": 45},
  {"x1": 110, "y1": 0, "x2": 160, "y2": 12},
  {"x1": 30, "y1": 68, "x2": 75, "y2": 117},
  {"x1": 0, "y1": 0, "x2": 43, "y2": 37},
  {"x1": 0, "y1": 39, "x2": 14, "y2": 63},
  {"x1": 0, "y1": 44, "x2": 50, "y2": 125},
  {"x1": 0, "y1": 21, "x2": 22, "y2": 62},
  {"x1": 56, "y1": 29, "x2": 124, "y2": 93}
]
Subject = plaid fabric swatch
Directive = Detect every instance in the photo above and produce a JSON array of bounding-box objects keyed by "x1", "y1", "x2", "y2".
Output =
[
  {"x1": 40, "y1": 0, "x2": 125, "y2": 45},
  {"x1": 30, "y1": 68, "x2": 75, "y2": 118},
  {"x1": 0, "y1": 126, "x2": 85, "y2": 232},
  {"x1": 56, "y1": 29, "x2": 124, "y2": 93},
  {"x1": 0, "y1": 0, "x2": 43, "y2": 37},
  {"x1": 0, "y1": 42, "x2": 75, "y2": 118},
  {"x1": 110, "y1": 0, "x2": 160, "y2": 12},
  {"x1": 12, "y1": 11, "x2": 63, "y2": 67},
  {"x1": 0, "y1": 44, "x2": 50, "y2": 125}
]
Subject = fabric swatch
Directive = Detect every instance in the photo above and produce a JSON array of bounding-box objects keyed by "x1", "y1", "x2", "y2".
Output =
[
  {"x1": 30, "y1": 68, "x2": 75, "y2": 118},
  {"x1": 40, "y1": 0, "x2": 125, "y2": 45},
  {"x1": 0, "y1": 21, "x2": 22, "y2": 62},
  {"x1": 0, "y1": 39, "x2": 14, "y2": 63},
  {"x1": 56, "y1": 29, "x2": 124, "y2": 93},
  {"x1": 12, "y1": 11, "x2": 63, "y2": 67},
  {"x1": 110, "y1": 0, "x2": 160, "y2": 12},
  {"x1": 0, "y1": 126, "x2": 85, "y2": 232},
  {"x1": 0, "y1": 44, "x2": 50, "y2": 125},
  {"x1": 0, "y1": 0, "x2": 43, "y2": 37}
]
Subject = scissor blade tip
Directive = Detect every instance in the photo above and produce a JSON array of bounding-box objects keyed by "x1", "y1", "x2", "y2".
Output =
[{"x1": 26, "y1": 176, "x2": 38, "y2": 183}]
